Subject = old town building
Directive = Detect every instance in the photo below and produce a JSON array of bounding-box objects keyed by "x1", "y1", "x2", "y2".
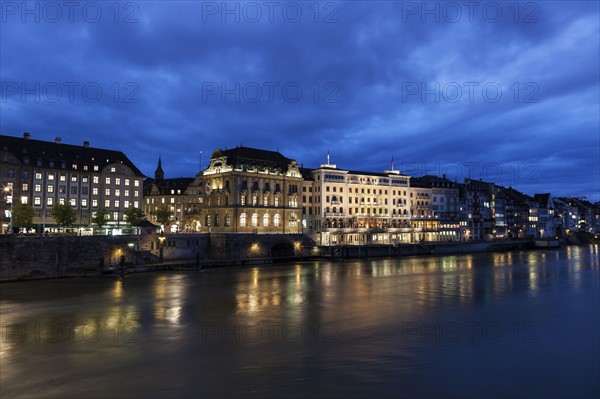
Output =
[
  {"x1": 1, "y1": 133, "x2": 144, "y2": 233},
  {"x1": 188, "y1": 146, "x2": 303, "y2": 234}
]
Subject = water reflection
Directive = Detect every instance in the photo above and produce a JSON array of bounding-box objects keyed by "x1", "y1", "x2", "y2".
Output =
[{"x1": 1, "y1": 246, "x2": 598, "y2": 398}]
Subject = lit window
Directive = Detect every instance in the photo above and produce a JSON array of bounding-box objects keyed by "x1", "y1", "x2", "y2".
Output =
[
  {"x1": 240, "y1": 213, "x2": 247, "y2": 227},
  {"x1": 34, "y1": 197, "x2": 41, "y2": 206},
  {"x1": 47, "y1": 198, "x2": 53, "y2": 206},
  {"x1": 60, "y1": 174, "x2": 66, "y2": 182},
  {"x1": 263, "y1": 214, "x2": 269, "y2": 226},
  {"x1": 93, "y1": 176, "x2": 99, "y2": 184},
  {"x1": 125, "y1": 179, "x2": 130, "y2": 186},
  {"x1": 47, "y1": 185, "x2": 54, "y2": 193},
  {"x1": 251, "y1": 213, "x2": 258, "y2": 227},
  {"x1": 274, "y1": 214, "x2": 280, "y2": 227},
  {"x1": 21, "y1": 196, "x2": 28, "y2": 204},
  {"x1": 105, "y1": 177, "x2": 111, "y2": 185},
  {"x1": 116, "y1": 178, "x2": 121, "y2": 185},
  {"x1": 48, "y1": 174, "x2": 55, "y2": 181}
]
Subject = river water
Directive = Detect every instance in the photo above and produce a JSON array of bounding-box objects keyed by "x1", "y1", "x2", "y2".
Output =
[{"x1": 1, "y1": 246, "x2": 599, "y2": 398}]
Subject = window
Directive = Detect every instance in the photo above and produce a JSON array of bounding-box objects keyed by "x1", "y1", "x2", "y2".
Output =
[
  {"x1": 263, "y1": 195, "x2": 269, "y2": 206},
  {"x1": 114, "y1": 200, "x2": 120, "y2": 208},
  {"x1": 47, "y1": 197, "x2": 53, "y2": 206},
  {"x1": 125, "y1": 179, "x2": 130, "y2": 186},
  {"x1": 124, "y1": 200, "x2": 129, "y2": 208},
  {"x1": 225, "y1": 214, "x2": 231, "y2": 226},
  {"x1": 34, "y1": 197, "x2": 41, "y2": 206},
  {"x1": 134, "y1": 191, "x2": 139, "y2": 197},
  {"x1": 115, "y1": 178, "x2": 121, "y2": 185},
  {"x1": 274, "y1": 196, "x2": 279, "y2": 207},
  {"x1": 105, "y1": 189, "x2": 111, "y2": 196},
  {"x1": 48, "y1": 174, "x2": 55, "y2": 181},
  {"x1": 170, "y1": 198, "x2": 175, "y2": 204},
  {"x1": 71, "y1": 175, "x2": 77, "y2": 182},
  {"x1": 60, "y1": 174, "x2": 66, "y2": 182},
  {"x1": 240, "y1": 213, "x2": 247, "y2": 227},
  {"x1": 82, "y1": 176, "x2": 88, "y2": 183},
  {"x1": 252, "y1": 194, "x2": 258, "y2": 206},
  {"x1": 70, "y1": 198, "x2": 76, "y2": 207},
  {"x1": 115, "y1": 189, "x2": 120, "y2": 196},
  {"x1": 21, "y1": 196, "x2": 28, "y2": 205},
  {"x1": 263, "y1": 214, "x2": 269, "y2": 226},
  {"x1": 35, "y1": 172, "x2": 42, "y2": 180},
  {"x1": 215, "y1": 214, "x2": 220, "y2": 227},
  {"x1": 124, "y1": 190, "x2": 129, "y2": 197},
  {"x1": 104, "y1": 200, "x2": 110, "y2": 208},
  {"x1": 105, "y1": 177, "x2": 111, "y2": 185},
  {"x1": 82, "y1": 187, "x2": 88, "y2": 195},
  {"x1": 134, "y1": 180, "x2": 140, "y2": 187},
  {"x1": 274, "y1": 214, "x2": 280, "y2": 227},
  {"x1": 205, "y1": 215, "x2": 211, "y2": 226},
  {"x1": 241, "y1": 194, "x2": 246, "y2": 206},
  {"x1": 21, "y1": 183, "x2": 28, "y2": 191},
  {"x1": 47, "y1": 185, "x2": 54, "y2": 193},
  {"x1": 71, "y1": 187, "x2": 77, "y2": 195},
  {"x1": 251, "y1": 213, "x2": 258, "y2": 227},
  {"x1": 82, "y1": 199, "x2": 88, "y2": 207},
  {"x1": 92, "y1": 199, "x2": 98, "y2": 208}
]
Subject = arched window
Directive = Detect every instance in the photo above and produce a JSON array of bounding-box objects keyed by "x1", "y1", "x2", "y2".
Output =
[
  {"x1": 240, "y1": 213, "x2": 247, "y2": 227},
  {"x1": 263, "y1": 194, "x2": 269, "y2": 206},
  {"x1": 251, "y1": 213, "x2": 258, "y2": 227},
  {"x1": 274, "y1": 195, "x2": 280, "y2": 207},
  {"x1": 263, "y1": 213, "x2": 269, "y2": 226},
  {"x1": 225, "y1": 214, "x2": 231, "y2": 226},
  {"x1": 252, "y1": 194, "x2": 258, "y2": 206},
  {"x1": 205, "y1": 214, "x2": 211, "y2": 226},
  {"x1": 240, "y1": 194, "x2": 246, "y2": 206},
  {"x1": 274, "y1": 214, "x2": 280, "y2": 227},
  {"x1": 215, "y1": 214, "x2": 220, "y2": 227}
]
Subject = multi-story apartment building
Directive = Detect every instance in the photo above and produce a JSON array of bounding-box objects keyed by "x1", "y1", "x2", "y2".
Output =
[
  {"x1": 301, "y1": 158, "x2": 420, "y2": 245},
  {"x1": 187, "y1": 146, "x2": 303, "y2": 233},
  {"x1": 143, "y1": 157, "x2": 201, "y2": 233},
  {"x1": 1, "y1": 133, "x2": 144, "y2": 233},
  {"x1": 411, "y1": 175, "x2": 460, "y2": 241}
]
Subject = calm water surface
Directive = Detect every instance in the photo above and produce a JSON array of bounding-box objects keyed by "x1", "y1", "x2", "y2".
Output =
[{"x1": 1, "y1": 246, "x2": 599, "y2": 398}]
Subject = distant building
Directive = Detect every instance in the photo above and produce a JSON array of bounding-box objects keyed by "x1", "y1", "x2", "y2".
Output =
[
  {"x1": 188, "y1": 146, "x2": 303, "y2": 233},
  {"x1": 1, "y1": 132, "x2": 144, "y2": 233},
  {"x1": 143, "y1": 157, "x2": 201, "y2": 233}
]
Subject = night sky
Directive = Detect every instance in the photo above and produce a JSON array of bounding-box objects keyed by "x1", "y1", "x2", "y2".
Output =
[{"x1": 1, "y1": 1, "x2": 598, "y2": 201}]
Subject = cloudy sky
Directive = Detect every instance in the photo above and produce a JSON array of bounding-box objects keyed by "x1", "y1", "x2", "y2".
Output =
[{"x1": 1, "y1": 1, "x2": 598, "y2": 200}]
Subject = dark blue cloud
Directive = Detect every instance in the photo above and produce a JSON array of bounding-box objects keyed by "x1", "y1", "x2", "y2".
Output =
[{"x1": 1, "y1": 1, "x2": 598, "y2": 200}]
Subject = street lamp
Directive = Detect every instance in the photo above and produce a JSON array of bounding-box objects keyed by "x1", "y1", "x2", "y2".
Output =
[{"x1": 4, "y1": 186, "x2": 13, "y2": 233}]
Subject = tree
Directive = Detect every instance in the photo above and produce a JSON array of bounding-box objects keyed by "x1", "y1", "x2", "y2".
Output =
[
  {"x1": 124, "y1": 206, "x2": 145, "y2": 226},
  {"x1": 91, "y1": 208, "x2": 110, "y2": 230},
  {"x1": 12, "y1": 204, "x2": 35, "y2": 232},
  {"x1": 51, "y1": 203, "x2": 77, "y2": 230},
  {"x1": 153, "y1": 206, "x2": 172, "y2": 229}
]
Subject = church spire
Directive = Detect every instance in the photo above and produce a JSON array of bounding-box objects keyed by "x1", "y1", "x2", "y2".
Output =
[{"x1": 155, "y1": 156, "x2": 164, "y2": 180}]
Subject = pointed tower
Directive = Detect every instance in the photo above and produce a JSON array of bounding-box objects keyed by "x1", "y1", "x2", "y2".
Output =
[{"x1": 155, "y1": 156, "x2": 165, "y2": 180}]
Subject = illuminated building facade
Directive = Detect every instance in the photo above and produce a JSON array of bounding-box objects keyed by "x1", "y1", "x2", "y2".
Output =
[
  {"x1": 189, "y1": 146, "x2": 303, "y2": 233},
  {"x1": 301, "y1": 157, "x2": 420, "y2": 245},
  {"x1": 1, "y1": 133, "x2": 144, "y2": 233}
]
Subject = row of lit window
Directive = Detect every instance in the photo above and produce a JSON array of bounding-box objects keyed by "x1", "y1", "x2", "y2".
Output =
[
  {"x1": 32, "y1": 172, "x2": 140, "y2": 187},
  {"x1": 31, "y1": 196, "x2": 139, "y2": 209}
]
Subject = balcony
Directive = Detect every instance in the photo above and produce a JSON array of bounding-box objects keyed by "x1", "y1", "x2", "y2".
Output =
[
  {"x1": 325, "y1": 212, "x2": 345, "y2": 217},
  {"x1": 392, "y1": 214, "x2": 410, "y2": 219}
]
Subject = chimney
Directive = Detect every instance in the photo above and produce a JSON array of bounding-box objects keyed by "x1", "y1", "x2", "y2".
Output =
[
  {"x1": 23, "y1": 132, "x2": 31, "y2": 140},
  {"x1": 83, "y1": 141, "x2": 90, "y2": 148},
  {"x1": 55, "y1": 137, "x2": 62, "y2": 144}
]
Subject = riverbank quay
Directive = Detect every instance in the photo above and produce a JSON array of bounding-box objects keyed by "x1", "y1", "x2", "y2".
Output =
[{"x1": 1, "y1": 232, "x2": 580, "y2": 282}]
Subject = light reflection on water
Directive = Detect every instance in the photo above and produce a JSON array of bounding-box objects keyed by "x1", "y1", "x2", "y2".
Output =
[{"x1": 1, "y1": 246, "x2": 598, "y2": 398}]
